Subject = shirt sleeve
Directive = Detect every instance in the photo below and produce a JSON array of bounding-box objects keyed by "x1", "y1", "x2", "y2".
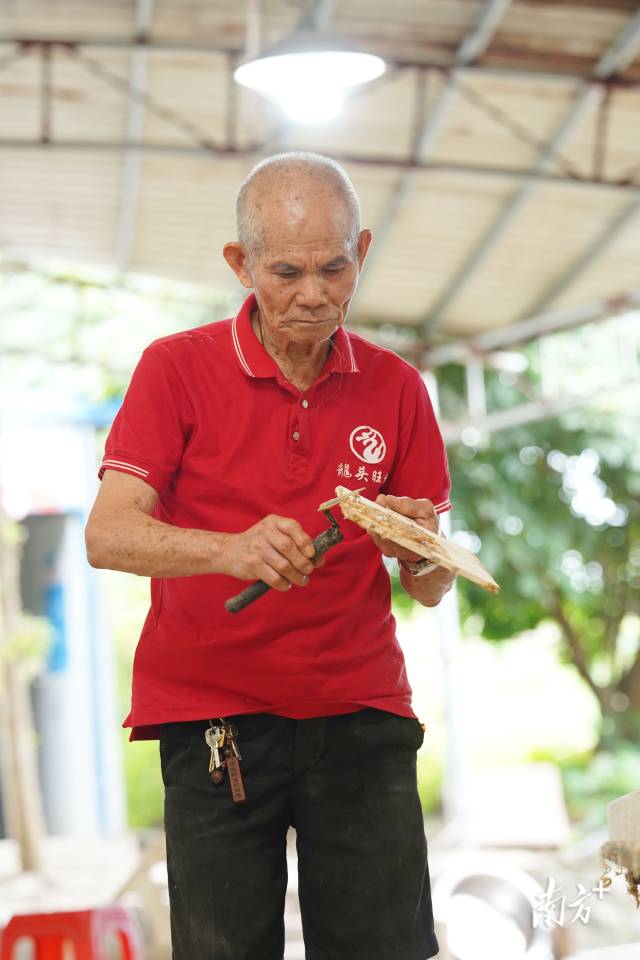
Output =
[
  {"x1": 98, "y1": 343, "x2": 193, "y2": 496},
  {"x1": 382, "y1": 368, "x2": 452, "y2": 515}
]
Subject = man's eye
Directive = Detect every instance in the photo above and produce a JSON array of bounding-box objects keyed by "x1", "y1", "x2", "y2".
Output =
[{"x1": 277, "y1": 270, "x2": 297, "y2": 278}]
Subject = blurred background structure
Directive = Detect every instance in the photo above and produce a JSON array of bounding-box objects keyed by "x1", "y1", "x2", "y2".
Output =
[{"x1": 0, "y1": 2, "x2": 639, "y2": 958}]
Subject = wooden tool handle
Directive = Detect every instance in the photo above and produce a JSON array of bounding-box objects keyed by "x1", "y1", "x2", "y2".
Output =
[{"x1": 224, "y1": 578, "x2": 271, "y2": 614}]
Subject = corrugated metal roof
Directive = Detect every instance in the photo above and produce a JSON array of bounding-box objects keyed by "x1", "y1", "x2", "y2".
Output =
[{"x1": 0, "y1": 0, "x2": 638, "y2": 345}]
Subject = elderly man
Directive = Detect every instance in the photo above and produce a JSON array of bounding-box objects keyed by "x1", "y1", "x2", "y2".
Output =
[{"x1": 85, "y1": 151, "x2": 455, "y2": 960}]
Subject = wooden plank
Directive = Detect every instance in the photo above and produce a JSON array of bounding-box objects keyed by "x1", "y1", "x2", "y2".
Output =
[{"x1": 322, "y1": 485, "x2": 500, "y2": 592}]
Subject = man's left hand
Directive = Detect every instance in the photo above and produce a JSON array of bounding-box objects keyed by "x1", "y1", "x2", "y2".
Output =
[
  {"x1": 369, "y1": 494, "x2": 438, "y2": 561},
  {"x1": 370, "y1": 493, "x2": 456, "y2": 607}
]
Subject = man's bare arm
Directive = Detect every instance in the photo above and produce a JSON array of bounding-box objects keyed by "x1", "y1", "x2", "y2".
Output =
[
  {"x1": 84, "y1": 470, "x2": 322, "y2": 588},
  {"x1": 398, "y1": 562, "x2": 456, "y2": 607},
  {"x1": 369, "y1": 494, "x2": 457, "y2": 608}
]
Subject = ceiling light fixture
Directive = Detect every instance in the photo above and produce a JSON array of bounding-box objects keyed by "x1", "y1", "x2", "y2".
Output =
[{"x1": 234, "y1": 41, "x2": 386, "y2": 124}]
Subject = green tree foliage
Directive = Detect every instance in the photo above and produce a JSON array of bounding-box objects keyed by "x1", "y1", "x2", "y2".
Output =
[
  {"x1": 390, "y1": 342, "x2": 639, "y2": 825},
  {"x1": 391, "y1": 356, "x2": 640, "y2": 746}
]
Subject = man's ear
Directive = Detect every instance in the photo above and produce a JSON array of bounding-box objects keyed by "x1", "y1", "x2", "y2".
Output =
[
  {"x1": 356, "y1": 228, "x2": 373, "y2": 271},
  {"x1": 223, "y1": 242, "x2": 253, "y2": 288}
]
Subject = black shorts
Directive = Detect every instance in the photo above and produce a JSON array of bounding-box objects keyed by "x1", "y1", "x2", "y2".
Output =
[{"x1": 159, "y1": 708, "x2": 440, "y2": 960}]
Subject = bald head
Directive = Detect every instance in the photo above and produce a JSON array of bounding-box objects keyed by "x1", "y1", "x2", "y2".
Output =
[
  {"x1": 223, "y1": 152, "x2": 372, "y2": 352},
  {"x1": 236, "y1": 151, "x2": 361, "y2": 262}
]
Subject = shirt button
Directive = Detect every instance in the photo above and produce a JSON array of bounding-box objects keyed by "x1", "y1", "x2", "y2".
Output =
[
  {"x1": 292, "y1": 431, "x2": 300, "y2": 441},
  {"x1": 301, "y1": 399, "x2": 309, "y2": 408}
]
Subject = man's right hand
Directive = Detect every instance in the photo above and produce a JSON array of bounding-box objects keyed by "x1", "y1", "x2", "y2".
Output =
[
  {"x1": 85, "y1": 471, "x2": 326, "y2": 583},
  {"x1": 225, "y1": 515, "x2": 325, "y2": 591}
]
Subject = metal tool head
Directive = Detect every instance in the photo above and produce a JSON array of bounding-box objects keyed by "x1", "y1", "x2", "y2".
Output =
[{"x1": 321, "y1": 507, "x2": 340, "y2": 530}]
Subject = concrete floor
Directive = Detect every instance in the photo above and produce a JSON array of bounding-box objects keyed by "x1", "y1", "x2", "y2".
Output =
[{"x1": 2, "y1": 827, "x2": 640, "y2": 959}]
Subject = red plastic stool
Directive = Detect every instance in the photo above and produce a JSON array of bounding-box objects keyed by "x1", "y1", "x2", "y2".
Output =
[{"x1": 0, "y1": 906, "x2": 142, "y2": 960}]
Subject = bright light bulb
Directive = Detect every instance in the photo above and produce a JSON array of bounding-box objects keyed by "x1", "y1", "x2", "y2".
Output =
[
  {"x1": 279, "y1": 86, "x2": 343, "y2": 123},
  {"x1": 234, "y1": 50, "x2": 385, "y2": 123}
]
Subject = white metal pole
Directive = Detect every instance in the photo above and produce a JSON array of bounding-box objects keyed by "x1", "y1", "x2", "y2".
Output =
[{"x1": 423, "y1": 370, "x2": 472, "y2": 842}]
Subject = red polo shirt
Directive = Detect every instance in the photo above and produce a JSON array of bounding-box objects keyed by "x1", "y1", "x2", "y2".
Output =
[{"x1": 98, "y1": 293, "x2": 452, "y2": 740}]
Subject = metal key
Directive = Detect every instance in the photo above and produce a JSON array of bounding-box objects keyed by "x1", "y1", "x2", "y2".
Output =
[
  {"x1": 205, "y1": 723, "x2": 222, "y2": 765},
  {"x1": 205, "y1": 723, "x2": 225, "y2": 784}
]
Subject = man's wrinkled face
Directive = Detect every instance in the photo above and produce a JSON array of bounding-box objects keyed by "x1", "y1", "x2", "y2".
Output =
[{"x1": 245, "y1": 188, "x2": 370, "y2": 347}]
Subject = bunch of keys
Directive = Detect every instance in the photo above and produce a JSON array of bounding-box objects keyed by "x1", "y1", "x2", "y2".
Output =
[{"x1": 205, "y1": 719, "x2": 247, "y2": 804}]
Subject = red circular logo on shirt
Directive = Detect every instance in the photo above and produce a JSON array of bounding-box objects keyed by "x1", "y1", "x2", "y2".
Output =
[{"x1": 349, "y1": 425, "x2": 386, "y2": 464}]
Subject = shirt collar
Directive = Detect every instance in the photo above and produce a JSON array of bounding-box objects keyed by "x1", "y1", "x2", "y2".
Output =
[{"x1": 231, "y1": 292, "x2": 360, "y2": 379}]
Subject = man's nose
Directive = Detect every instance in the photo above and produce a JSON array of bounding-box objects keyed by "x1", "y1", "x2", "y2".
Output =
[{"x1": 294, "y1": 274, "x2": 329, "y2": 308}]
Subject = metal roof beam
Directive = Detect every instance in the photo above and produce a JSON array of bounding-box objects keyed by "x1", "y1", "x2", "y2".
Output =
[
  {"x1": 115, "y1": 0, "x2": 154, "y2": 277},
  {"x1": 422, "y1": 290, "x2": 640, "y2": 367},
  {"x1": 440, "y1": 380, "x2": 640, "y2": 443},
  {"x1": 4, "y1": 37, "x2": 639, "y2": 89},
  {"x1": 311, "y1": 0, "x2": 334, "y2": 32},
  {"x1": 595, "y1": 8, "x2": 640, "y2": 76},
  {"x1": 2, "y1": 138, "x2": 640, "y2": 199},
  {"x1": 244, "y1": 0, "x2": 262, "y2": 62},
  {"x1": 419, "y1": 7, "x2": 640, "y2": 337},
  {"x1": 355, "y1": 0, "x2": 512, "y2": 288},
  {"x1": 513, "y1": 197, "x2": 640, "y2": 321},
  {"x1": 456, "y1": 0, "x2": 512, "y2": 65},
  {"x1": 511, "y1": 17, "x2": 640, "y2": 322}
]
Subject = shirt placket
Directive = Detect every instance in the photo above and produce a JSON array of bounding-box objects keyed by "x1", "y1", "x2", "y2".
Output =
[
  {"x1": 287, "y1": 392, "x2": 312, "y2": 476},
  {"x1": 275, "y1": 373, "x2": 330, "y2": 477}
]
